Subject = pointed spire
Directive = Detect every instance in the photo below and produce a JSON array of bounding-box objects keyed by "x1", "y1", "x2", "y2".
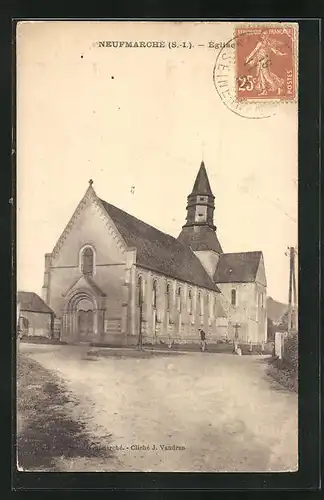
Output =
[
  {"x1": 89, "y1": 179, "x2": 94, "y2": 186},
  {"x1": 178, "y1": 159, "x2": 222, "y2": 253},
  {"x1": 190, "y1": 161, "x2": 214, "y2": 196}
]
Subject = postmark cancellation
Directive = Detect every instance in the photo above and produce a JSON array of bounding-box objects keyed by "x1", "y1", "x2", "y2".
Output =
[{"x1": 213, "y1": 23, "x2": 298, "y2": 119}]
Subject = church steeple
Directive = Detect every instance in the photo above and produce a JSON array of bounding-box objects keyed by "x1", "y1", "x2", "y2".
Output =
[
  {"x1": 190, "y1": 161, "x2": 214, "y2": 197},
  {"x1": 183, "y1": 161, "x2": 216, "y2": 231},
  {"x1": 178, "y1": 161, "x2": 223, "y2": 257}
]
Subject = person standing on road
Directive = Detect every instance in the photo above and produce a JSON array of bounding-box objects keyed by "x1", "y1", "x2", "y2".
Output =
[{"x1": 199, "y1": 328, "x2": 207, "y2": 352}]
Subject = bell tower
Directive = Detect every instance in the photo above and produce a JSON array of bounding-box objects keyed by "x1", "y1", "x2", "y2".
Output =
[
  {"x1": 178, "y1": 161, "x2": 223, "y2": 277},
  {"x1": 182, "y1": 161, "x2": 216, "y2": 230}
]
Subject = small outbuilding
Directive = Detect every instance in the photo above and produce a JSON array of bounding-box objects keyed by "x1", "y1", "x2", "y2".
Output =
[{"x1": 17, "y1": 291, "x2": 54, "y2": 338}]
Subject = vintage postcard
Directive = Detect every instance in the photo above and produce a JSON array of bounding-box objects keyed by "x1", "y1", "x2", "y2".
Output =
[{"x1": 16, "y1": 21, "x2": 298, "y2": 473}]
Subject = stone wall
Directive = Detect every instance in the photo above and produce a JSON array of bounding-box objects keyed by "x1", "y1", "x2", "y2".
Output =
[
  {"x1": 216, "y1": 281, "x2": 267, "y2": 344},
  {"x1": 133, "y1": 266, "x2": 226, "y2": 346},
  {"x1": 43, "y1": 194, "x2": 132, "y2": 345}
]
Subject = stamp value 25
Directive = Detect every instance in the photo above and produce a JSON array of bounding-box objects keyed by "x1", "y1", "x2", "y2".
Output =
[{"x1": 236, "y1": 26, "x2": 296, "y2": 101}]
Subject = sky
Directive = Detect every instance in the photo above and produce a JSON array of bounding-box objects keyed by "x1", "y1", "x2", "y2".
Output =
[{"x1": 16, "y1": 21, "x2": 298, "y2": 304}]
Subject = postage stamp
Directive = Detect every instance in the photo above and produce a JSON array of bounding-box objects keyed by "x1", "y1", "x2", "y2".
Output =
[
  {"x1": 235, "y1": 26, "x2": 297, "y2": 101},
  {"x1": 213, "y1": 23, "x2": 298, "y2": 119}
]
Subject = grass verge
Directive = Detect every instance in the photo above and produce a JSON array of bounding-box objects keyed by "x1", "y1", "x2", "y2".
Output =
[
  {"x1": 17, "y1": 354, "x2": 114, "y2": 471},
  {"x1": 19, "y1": 335, "x2": 66, "y2": 345},
  {"x1": 88, "y1": 347, "x2": 183, "y2": 359},
  {"x1": 266, "y1": 356, "x2": 298, "y2": 392}
]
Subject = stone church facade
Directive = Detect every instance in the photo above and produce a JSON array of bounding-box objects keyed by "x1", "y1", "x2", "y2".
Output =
[{"x1": 42, "y1": 162, "x2": 267, "y2": 346}]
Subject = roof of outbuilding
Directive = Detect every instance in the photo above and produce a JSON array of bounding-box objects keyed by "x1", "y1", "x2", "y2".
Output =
[
  {"x1": 100, "y1": 199, "x2": 220, "y2": 292},
  {"x1": 214, "y1": 251, "x2": 262, "y2": 283},
  {"x1": 17, "y1": 291, "x2": 54, "y2": 314}
]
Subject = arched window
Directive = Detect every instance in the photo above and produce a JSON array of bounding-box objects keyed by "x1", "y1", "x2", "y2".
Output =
[
  {"x1": 177, "y1": 287, "x2": 181, "y2": 312},
  {"x1": 231, "y1": 289, "x2": 236, "y2": 306},
  {"x1": 209, "y1": 294, "x2": 214, "y2": 317},
  {"x1": 137, "y1": 276, "x2": 143, "y2": 306},
  {"x1": 81, "y1": 246, "x2": 94, "y2": 276},
  {"x1": 198, "y1": 291, "x2": 204, "y2": 316},
  {"x1": 166, "y1": 284, "x2": 171, "y2": 311},
  {"x1": 152, "y1": 280, "x2": 157, "y2": 308},
  {"x1": 188, "y1": 289, "x2": 193, "y2": 314}
]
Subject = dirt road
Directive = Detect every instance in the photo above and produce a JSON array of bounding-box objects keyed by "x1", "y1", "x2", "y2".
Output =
[{"x1": 18, "y1": 343, "x2": 298, "y2": 472}]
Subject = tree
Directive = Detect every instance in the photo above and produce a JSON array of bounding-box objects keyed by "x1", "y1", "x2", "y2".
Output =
[
  {"x1": 278, "y1": 309, "x2": 297, "y2": 333},
  {"x1": 278, "y1": 311, "x2": 288, "y2": 332}
]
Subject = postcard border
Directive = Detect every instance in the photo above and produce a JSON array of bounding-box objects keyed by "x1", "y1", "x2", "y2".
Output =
[{"x1": 7, "y1": 16, "x2": 321, "y2": 492}]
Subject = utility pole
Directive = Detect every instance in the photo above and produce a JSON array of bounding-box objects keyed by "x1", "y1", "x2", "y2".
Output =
[
  {"x1": 292, "y1": 247, "x2": 297, "y2": 331},
  {"x1": 287, "y1": 246, "x2": 297, "y2": 333}
]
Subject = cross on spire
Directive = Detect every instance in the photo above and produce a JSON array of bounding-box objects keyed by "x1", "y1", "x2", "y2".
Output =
[{"x1": 201, "y1": 139, "x2": 205, "y2": 161}]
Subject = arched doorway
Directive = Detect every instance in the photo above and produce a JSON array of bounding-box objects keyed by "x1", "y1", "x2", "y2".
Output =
[
  {"x1": 63, "y1": 290, "x2": 98, "y2": 343},
  {"x1": 77, "y1": 298, "x2": 94, "y2": 341}
]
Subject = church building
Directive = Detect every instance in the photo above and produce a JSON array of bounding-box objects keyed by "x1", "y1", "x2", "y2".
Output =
[{"x1": 42, "y1": 162, "x2": 267, "y2": 347}]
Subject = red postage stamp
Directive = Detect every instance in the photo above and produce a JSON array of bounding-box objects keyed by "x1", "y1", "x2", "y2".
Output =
[{"x1": 235, "y1": 26, "x2": 296, "y2": 101}]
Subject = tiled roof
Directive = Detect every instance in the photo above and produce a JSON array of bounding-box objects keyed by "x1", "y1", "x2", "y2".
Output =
[
  {"x1": 190, "y1": 161, "x2": 214, "y2": 196},
  {"x1": 100, "y1": 200, "x2": 220, "y2": 292},
  {"x1": 18, "y1": 291, "x2": 54, "y2": 314},
  {"x1": 214, "y1": 251, "x2": 262, "y2": 283},
  {"x1": 178, "y1": 225, "x2": 223, "y2": 253}
]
